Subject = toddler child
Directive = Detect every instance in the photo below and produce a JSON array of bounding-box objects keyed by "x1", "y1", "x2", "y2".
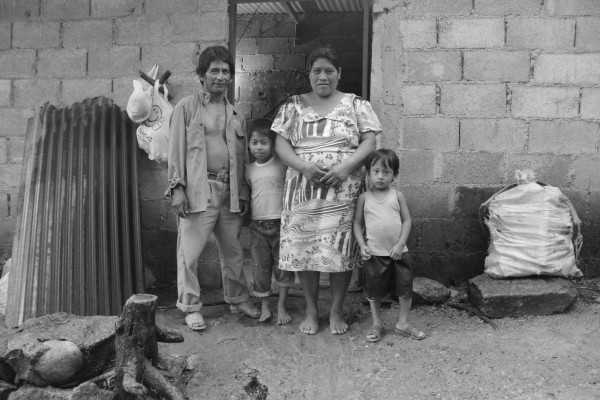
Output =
[
  {"x1": 353, "y1": 149, "x2": 426, "y2": 342},
  {"x1": 246, "y1": 119, "x2": 294, "y2": 324}
]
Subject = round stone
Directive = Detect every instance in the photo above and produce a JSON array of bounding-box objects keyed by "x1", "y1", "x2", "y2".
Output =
[{"x1": 34, "y1": 340, "x2": 84, "y2": 383}]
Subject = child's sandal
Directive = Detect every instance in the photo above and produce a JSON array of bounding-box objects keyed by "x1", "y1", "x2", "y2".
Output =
[{"x1": 366, "y1": 325, "x2": 384, "y2": 343}]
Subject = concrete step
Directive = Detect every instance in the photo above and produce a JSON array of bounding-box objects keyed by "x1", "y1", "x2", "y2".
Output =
[{"x1": 468, "y1": 274, "x2": 578, "y2": 319}]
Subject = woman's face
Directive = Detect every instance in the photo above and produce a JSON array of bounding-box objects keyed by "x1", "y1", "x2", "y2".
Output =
[{"x1": 309, "y1": 58, "x2": 340, "y2": 98}]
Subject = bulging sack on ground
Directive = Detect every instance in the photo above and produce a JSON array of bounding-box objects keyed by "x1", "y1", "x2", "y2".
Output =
[{"x1": 483, "y1": 181, "x2": 583, "y2": 278}]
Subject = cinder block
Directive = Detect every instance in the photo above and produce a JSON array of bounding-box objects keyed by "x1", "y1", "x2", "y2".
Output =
[
  {"x1": 116, "y1": 15, "x2": 169, "y2": 45},
  {"x1": 13, "y1": 79, "x2": 61, "y2": 107},
  {"x1": 402, "y1": 117, "x2": 459, "y2": 150},
  {"x1": 0, "y1": 164, "x2": 24, "y2": 188},
  {"x1": 469, "y1": 275, "x2": 578, "y2": 319},
  {"x1": 460, "y1": 119, "x2": 527, "y2": 152},
  {"x1": 8, "y1": 137, "x2": 25, "y2": 163},
  {"x1": 139, "y1": 167, "x2": 168, "y2": 200},
  {"x1": 505, "y1": 154, "x2": 573, "y2": 187},
  {"x1": 398, "y1": 19, "x2": 437, "y2": 49},
  {"x1": 61, "y1": 79, "x2": 112, "y2": 105},
  {"x1": 439, "y1": 18, "x2": 504, "y2": 49},
  {"x1": 511, "y1": 86, "x2": 579, "y2": 118},
  {"x1": 0, "y1": 0, "x2": 39, "y2": 20},
  {"x1": 0, "y1": 50, "x2": 35, "y2": 78},
  {"x1": 240, "y1": 54, "x2": 274, "y2": 72},
  {"x1": 89, "y1": 46, "x2": 140, "y2": 77},
  {"x1": 529, "y1": 121, "x2": 600, "y2": 155},
  {"x1": 380, "y1": 43, "x2": 403, "y2": 104},
  {"x1": 273, "y1": 54, "x2": 305, "y2": 71},
  {"x1": 474, "y1": 0, "x2": 541, "y2": 15},
  {"x1": 439, "y1": 151, "x2": 505, "y2": 185},
  {"x1": 0, "y1": 138, "x2": 7, "y2": 165},
  {"x1": 0, "y1": 108, "x2": 34, "y2": 137},
  {"x1": 464, "y1": 51, "x2": 530, "y2": 82},
  {"x1": 112, "y1": 76, "x2": 134, "y2": 108},
  {"x1": 142, "y1": 42, "x2": 199, "y2": 74},
  {"x1": 401, "y1": 184, "x2": 453, "y2": 218},
  {"x1": 37, "y1": 49, "x2": 87, "y2": 78},
  {"x1": 91, "y1": 0, "x2": 140, "y2": 18},
  {"x1": 534, "y1": 54, "x2": 600, "y2": 85},
  {"x1": 63, "y1": 20, "x2": 113, "y2": 49},
  {"x1": 236, "y1": 39, "x2": 258, "y2": 55},
  {"x1": 396, "y1": 150, "x2": 438, "y2": 184},
  {"x1": 145, "y1": 0, "x2": 197, "y2": 15},
  {"x1": 0, "y1": 194, "x2": 8, "y2": 217},
  {"x1": 573, "y1": 156, "x2": 600, "y2": 190},
  {"x1": 401, "y1": 84, "x2": 436, "y2": 115},
  {"x1": 506, "y1": 18, "x2": 575, "y2": 50},
  {"x1": 0, "y1": 22, "x2": 10, "y2": 50},
  {"x1": 421, "y1": 219, "x2": 488, "y2": 252},
  {"x1": 401, "y1": 0, "x2": 472, "y2": 16},
  {"x1": 41, "y1": 0, "x2": 89, "y2": 20},
  {"x1": 545, "y1": 0, "x2": 600, "y2": 16},
  {"x1": 581, "y1": 88, "x2": 600, "y2": 120},
  {"x1": 170, "y1": 12, "x2": 228, "y2": 42},
  {"x1": 0, "y1": 80, "x2": 10, "y2": 107},
  {"x1": 258, "y1": 38, "x2": 291, "y2": 54},
  {"x1": 441, "y1": 84, "x2": 506, "y2": 117},
  {"x1": 576, "y1": 17, "x2": 600, "y2": 51},
  {"x1": 452, "y1": 185, "x2": 504, "y2": 219},
  {"x1": 404, "y1": 51, "x2": 461, "y2": 82},
  {"x1": 378, "y1": 105, "x2": 403, "y2": 149},
  {"x1": 13, "y1": 21, "x2": 60, "y2": 49},
  {"x1": 408, "y1": 252, "x2": 486, "y2": 285}
]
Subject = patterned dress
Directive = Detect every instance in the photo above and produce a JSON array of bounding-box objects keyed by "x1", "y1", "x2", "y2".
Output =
[{"x1": 272, "y1": 93, "x2": 382, "y2": 272}]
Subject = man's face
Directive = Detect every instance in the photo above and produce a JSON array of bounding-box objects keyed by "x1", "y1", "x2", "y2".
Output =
[{"x1": 200, "y1": 60, "x2": 232, "y2": 95}]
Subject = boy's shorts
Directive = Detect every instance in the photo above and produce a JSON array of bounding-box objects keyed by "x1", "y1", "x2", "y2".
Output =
[{"x1": 363, "y1": 252, "x2": 413, "y2": 301}]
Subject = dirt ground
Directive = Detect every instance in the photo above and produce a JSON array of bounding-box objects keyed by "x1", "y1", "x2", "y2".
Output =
[{"x1": 151, "y1": 280, "x2": 600, "y2": 400}]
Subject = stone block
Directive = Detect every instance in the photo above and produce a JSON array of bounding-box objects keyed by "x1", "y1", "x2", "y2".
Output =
[
  {"x1": 441, "y1": 84, "x2": 506, "y2": 117},
  {"x1": 452, "y1": 185, "x2": 504, "y2": 219},
  {"x1": 402, "y1": 117, "x2": 459, "y2": 150},
  {"x1": 240, "y1": 54, "x2": 275, "y2": 72},
  {"x1": 0, "y1": 80, "x2": 10, "y2": 107},
  {"x1": 534, "y1": 54, "x2": 600, "y2": 85},
  {"x1": 13, "y1": 79, "x2": 61, "y2": 107},
  {"x1": 41, "y1": 0, "x2": 89, "y2": 20},
  {"x1": 63, "y1": 20, "x2": 113, "y2": 49},
  {"x1": 409, "y1": 251, "x2": 486, "y2": 284},
  {"x1": 421, "y1": 219, "x2": 489, "y2": 252},
  {"x1": 0, "y1": 108, "x2": 33, "y2": 138},
  {"x1": 469, "y1": 274, "x2": 578, "y2": 318},
  {"x1": 460, "y1": 118, "x2": 527, "y2": 152},
  {"x1": 544, "y1": 0, "x2": 600, "y2": 16},
  {"x1": 474, "y1": 0, "x2": 541, "y2": 15},
  {"x1": 401, "y1": 84, "x2": 436, "y2": 115},
  {"x1": 0, "y1": 22, "x2": 10, "y2": 49},
  {"x1": 396, "y1": 150, "x2": 438, "y2": 184},
  {"x1": 412, "y1": 277, "x2": 451, "y2": 305},
  {"x1": 404, "y1": 51, "x2": 461, "y2": 82},
  {"x1": 142, "y1": 42, "x2": 199, "y2": 73},
  {"x1": 0, "y1": 0, "x2": 39, "y2": 20},
  {"x1": 401, "y1": 0, "x2": 472, "y2": 16},
  {"x1": 0, "y1": 164, "x2": 24, "y2": 189},
  {"x1": 511, "y1": 86, "x2": 579, "y2": 118},
  {"x1": 8, "y1": 137, "x2": 25, "y2": 163},
  {"x1": 573, "y1": 156, "x2": 600, "y2": 190},
  {"x1": 440, "y1": 152, "x2": 505, "y2": 185},
  {"x1": 439, "y1": 18, "x2": 504, "y2": 49},
  {"x1": 506, "y1": 18, "x2": 575, "y2": 50},
  {"x1": 116, "y1": 15, "x2": 170, "y2": 45},
  {"x1": 398, "y1": 19, "x2": 437, "y2": 49},
  {"x1": 505, "y1": 154, "x2": 573, "y2": 187},
  {"x1": 91, "y1": 0, "x2": 140, "y2": 17},
  {"x1": 463, "y1": 51, "x2": 530, "y2": 82},
  {"x1": 89, "y1": 46, "x2": 140, "y2": 77},
  {"x1": 236, "y1": 38, "x2": 258, "y2": 55},
  {"x1": 273, "y1": 53, "x2": 305, "y2": 71},
  {"x1": 401, "y1": 184, "x2": 453, "y2": 218},
  {"x1": 529, "y1": 120, "x2": 600, "y2": 155},
  {"x1": 170, "y1": 12, "x2": 228, "y2": 42},
  {"x1": 13, "y1": 21, "x2": 60, "y2": 49},
  {"x1": 37, "y1": 49, "x2": 87, "y2": 78},
  {"x1": 582, "y1": 88, "x2": 600, "y2": 120},
  {"x1": 145, "y1": 0, "x2": 198, "y2": 15},
  {"x1": 576, "y1": 17, "x2": 600, "y2": 51},
  {"x1": 0, "y1": 50, "x2": 35, "y2": 78},
  {"x1": 199, "y1": 0, "x2": 227, "y2": 12},
  {"x1": 61, "y1": 79, "x2": 112, "y2": 105},
  {"x1": 258, "y1": 37, "x2": 291, "y2": 54}
]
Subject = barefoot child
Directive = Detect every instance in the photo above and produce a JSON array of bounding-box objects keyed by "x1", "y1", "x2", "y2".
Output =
[
  {"x1": 353, "y1": 149, "x2": 426, "y2": 342},
  {"x1": 246, "y1": 119, "x2": 294, "y2": 324}
]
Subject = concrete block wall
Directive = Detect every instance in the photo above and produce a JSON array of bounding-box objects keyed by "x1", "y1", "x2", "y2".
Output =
[
  {"x1": 0, "y1": 0, "x2": 228, "y2": 282},
  {"x1": 372, "y1": 0, "x2": 600, "y2": 282}
]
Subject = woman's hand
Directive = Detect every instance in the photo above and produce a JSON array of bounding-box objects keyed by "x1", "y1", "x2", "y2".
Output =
[
  {"x1": 320, "y1": 162, "x2": 352, "y2": 188},
  {"x1": 300, "y1": 162, "x2": 328, "y2": 186}
]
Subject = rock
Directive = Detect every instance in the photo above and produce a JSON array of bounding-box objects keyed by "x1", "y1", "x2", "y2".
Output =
[
  {"x1": 71, "y1": 382, "x2": 115, "y2": 400},
  {"x1": 468, "y1": 274, "x2": 578, "y2": 319},
  {"x1": 3, "y1": 313, "x2": 118, "y2": 387},
  {"x1": 412, "y1": 277, "x2": 451, "y2": 304},
  {"x1": 34, "y1": 340, "x2": 84, "y2": 384},
  {"x1": 0, "y1": 380, "x2": 17, "y2": 400},
  {"x1": 7, "y1": 385, "x2": 71, "y2": 400}
]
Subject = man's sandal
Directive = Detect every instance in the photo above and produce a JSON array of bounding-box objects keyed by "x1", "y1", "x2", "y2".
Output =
[
  {"x1": 185, "y1": 312, "x2": 207, "y2": 331},
  {"x1": 366, "y1": 325, "x2": 384, "y2": 343},
  {"x1": 395, "y1": 326, "x2": 426, "y2": 340},
  {"x1": 230, "y1": 302, "x2": 260, "y2": 318}
]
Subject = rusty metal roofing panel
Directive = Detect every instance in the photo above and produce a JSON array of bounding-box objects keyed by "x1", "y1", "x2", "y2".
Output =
[
  {"x1": 237, "y1": 1, "x2": 362, "y2": 14},
  {"x1": 6, "y1": 97, "x2": 144, "y2": 327}
]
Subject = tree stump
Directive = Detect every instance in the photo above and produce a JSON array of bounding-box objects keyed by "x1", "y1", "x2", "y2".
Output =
[{"x1": 115, "y1": 294, "x2": 186, "y2": 400}]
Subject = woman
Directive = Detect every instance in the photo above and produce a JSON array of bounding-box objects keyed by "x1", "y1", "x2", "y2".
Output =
[{"x1": 272, "y1": 47, "x2": 382, "y2": 335}]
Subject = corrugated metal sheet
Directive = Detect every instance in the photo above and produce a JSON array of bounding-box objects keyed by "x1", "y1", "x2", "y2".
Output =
[
  {"x1": 237, "y1": 0, "x2": 362, "y2": 14},
  {"x1": 6, "y1": 97, "x2": 144, "y2": 327}
]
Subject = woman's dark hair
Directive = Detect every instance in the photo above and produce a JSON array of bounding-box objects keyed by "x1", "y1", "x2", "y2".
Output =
[
  {"x1": 307, "y1": 46, "x2": 341, "y2": 70},
  {"x1": 248, "y1": 118, "x2": 277, "y2": 145},
  {"x1": 196, "y1": 45, "x2": 235, "y2": 78},
  {"x1": 365, "y1": 149, "x2": 400, "y2": 175}
]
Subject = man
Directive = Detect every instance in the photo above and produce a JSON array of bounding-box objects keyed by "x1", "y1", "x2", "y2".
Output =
[{"x1": 167, "y1": 46, "x2": 260, "y2": 331}]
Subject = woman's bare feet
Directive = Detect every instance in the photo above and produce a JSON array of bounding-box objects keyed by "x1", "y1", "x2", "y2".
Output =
[
  {"x1": 299, "y1": 313, "x2": 319, "y2": 334},
  {"x1": 277, "y1": 302, "x2": 291, "y2": 325},
  {"x1": 329, "y1": 311, "x2": 348, "y2": 335}
]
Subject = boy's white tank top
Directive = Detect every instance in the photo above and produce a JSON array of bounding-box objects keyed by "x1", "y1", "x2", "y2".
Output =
[{"x1": 364, "y1": 188, "x2": 409, "y2": 256}]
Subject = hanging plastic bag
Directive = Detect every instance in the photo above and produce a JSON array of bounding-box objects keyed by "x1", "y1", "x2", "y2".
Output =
[
  {"x1": 481, "y1": 172, "x2": 583, "y2": 279},
  {"x1": 126, "y1": 80, "x2": 152, "y2": 124},
  {"x1": 136, "y1": 79, "x2": 173, "y2": 164}
]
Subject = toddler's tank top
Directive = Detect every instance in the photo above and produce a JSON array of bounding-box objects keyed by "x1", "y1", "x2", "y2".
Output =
[{"x1": 364, "y1": 189, "x2": 409, "y2": 256}]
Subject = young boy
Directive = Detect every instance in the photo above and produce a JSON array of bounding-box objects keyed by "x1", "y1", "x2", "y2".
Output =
[
  {"x1": 353, "y1": 149, "x2": 426, "y2": 342},
  {"x1": 246, "y1": 119, "x2": 294, "y2": 324}
]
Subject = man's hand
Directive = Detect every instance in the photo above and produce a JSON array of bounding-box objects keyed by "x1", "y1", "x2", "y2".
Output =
[
  {"x1": 171, "y1": 186, "x2": 188, "y2": 218},
  {"x1": 390, "y1": 243, "x2": 405, "y2": 260},
  {"x1": 239, "y1": 200, "x2": 249, "y2": 216}
]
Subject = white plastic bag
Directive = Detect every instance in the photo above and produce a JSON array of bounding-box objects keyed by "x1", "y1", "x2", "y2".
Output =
[
  {"x1": 482, "y1": 180, "x2": 583, "y2": 278},
  {"x1": 136, "y1": 79, "x2": 173, "y2": 163},
  {"x1": 126, "y1": 80, "x2": 152, "y2": 124}
]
